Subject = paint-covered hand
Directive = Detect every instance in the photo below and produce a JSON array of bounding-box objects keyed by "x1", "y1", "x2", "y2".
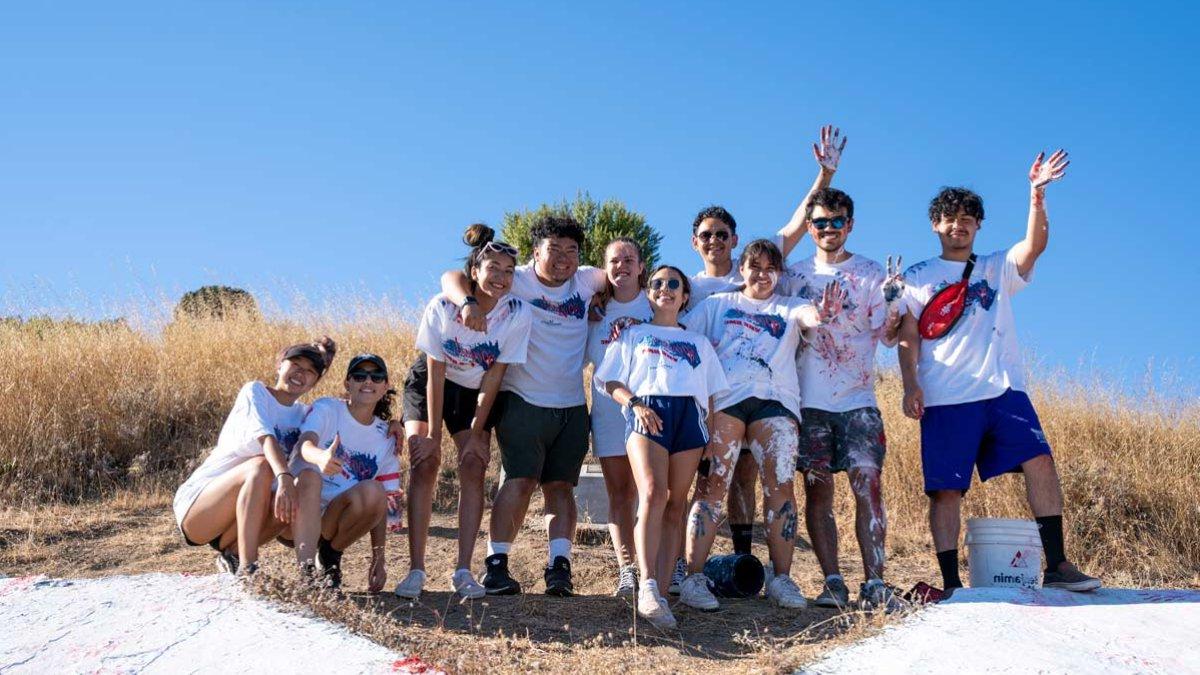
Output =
[
  {"x1": 1029, "y1": 149, "x2": 1070, "y2": 190},
  {"x1": 812, "y1": 124, "x2": 847, "y2": 173},
  {"x1": 883, "y1": 255, "x2": 905, "y2": 305},
  {"x1": 631, "y1": 401, "x2": 664, "y2": 436},
  {"x1": 368, "y1": 551, "x2": 387, "y2": 593},
  {"x1": 409, "y1": 435, "x2": 441, "y2": 466},
  {"x1": 460, "y1": 302, "x2": 488, "y2": 332},
  {"x1": 816, "y1": 280, "x2": 848, "y2": 323},
  {"x1": 903, "y1": 385, "x2": 925, "y2": 420},
  {"x1": 274, "y1": 476, "x2": 298, "y2": 524},
  {"x1": 317, "y1": 433, "x2": 345, "y2": 477}
]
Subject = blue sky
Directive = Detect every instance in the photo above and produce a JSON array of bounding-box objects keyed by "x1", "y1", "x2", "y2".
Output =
[{"x1": 2, "y1": 2, "x2": 1197, "y2": 394}]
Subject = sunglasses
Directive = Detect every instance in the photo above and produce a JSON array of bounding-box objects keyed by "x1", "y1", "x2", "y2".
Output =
[
  {"x1": 649, "y1": 278, "x2": 682, "y2": 291},
  {"x1": 696, "y1": 230, "x2": 731, "y2": 242},
  {"x1": 482, "y1": 241, "x2": 519, "y2": 258},
  {"x1": 812, "y1": 217, "x2": 847, "y2": 231},
  {"x1": 348, "y1": 370, "x2": 387, "y2": 383}
]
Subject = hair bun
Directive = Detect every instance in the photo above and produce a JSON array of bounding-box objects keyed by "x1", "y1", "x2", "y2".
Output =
[
  {"x1": 315, "y1": 336, "x2": 337, "y2": 367},
  {"x1": 462, "y1": 223, "x2": 495, "y2": 248}
]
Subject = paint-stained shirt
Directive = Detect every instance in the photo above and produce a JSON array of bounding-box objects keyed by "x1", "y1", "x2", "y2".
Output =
[
  {"x1": 416, "y1": 293, "x2": 532, "y2": 390},
  {"x1": 593, "y1": 323, "x2": 729, "y2": 419},
  {"x1": 501, "y1": 264, "x2": 607, "y2": 408},
  {"x1": 300, "y1": 398, "x2": 401, "y2": 508},
  {"x1": 683, "y1": 291, "x2": 818, "y2": 419},
  {"x1": 780, "y1": 254, "x2": 889, "y2": 412},
  {"x1": 901, "y1": 247, "x2": 1032, "y2": 407}
]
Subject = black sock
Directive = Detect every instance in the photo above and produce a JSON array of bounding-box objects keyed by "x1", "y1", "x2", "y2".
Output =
[
  {"x1": 318, "y1": 537, "x2": 343, "y2": 568},
  {"x1": 937, "y1": 549, "x2": 963, "y2": 589},
  {"x1": 1036, "y1": 515, "x2": 1066, "y2": 571},
  {"x1": 731, "y1": 524, "x2": 754, "y2": 555}
]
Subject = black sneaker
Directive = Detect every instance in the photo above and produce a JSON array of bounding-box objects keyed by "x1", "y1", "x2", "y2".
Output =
[
  {"x1": 214, "y1": 549, "x2": 239, "y2": 575},
  {"x1": 483, "y1": 553, "x2": 522, "y2": 595},
  {"x1": 544, "y1": 556, "x2": 574, "y2": 597},
  {"x1": 1043, "y1": 561, "x2": 1102, "y2": 592},
  {"x1": 317, "y1": 541, "x2": 344, "y2": 589}
]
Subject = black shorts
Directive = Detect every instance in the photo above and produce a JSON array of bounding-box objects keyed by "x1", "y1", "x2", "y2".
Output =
[{"x1": 402, "y1": 353, "x2": 501, "y2": 435}]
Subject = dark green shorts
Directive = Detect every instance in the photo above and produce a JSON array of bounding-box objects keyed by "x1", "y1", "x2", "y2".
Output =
[
  {"x1": 494, "y1": 391, "x2": 591, "y2": 485},
  {"x1": 719, "y1": 396, "x2": 798, "y2": 426}
]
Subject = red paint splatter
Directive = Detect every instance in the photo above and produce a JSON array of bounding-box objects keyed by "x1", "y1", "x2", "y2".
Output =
[{"x1": 393, "y1": 656, "x2": 446, "y2": 674}]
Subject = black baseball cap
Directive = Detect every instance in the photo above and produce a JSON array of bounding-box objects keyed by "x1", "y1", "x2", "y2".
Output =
[
  {"x1": 346, "y1": 353, "x2": 389, "y2": 379},
  {"x1": 280, "y1": 344, "x2": 330, "y2": 376}
]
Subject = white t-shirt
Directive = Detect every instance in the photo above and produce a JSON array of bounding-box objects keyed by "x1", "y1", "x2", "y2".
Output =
[
  {"x1": 173, "y1": 381, "x2": 308, "y2": 525},
  {"x1": 780, "y1": 254, "x2": 889, "y2": 412},
  {"x1": 586, "y1": 291, "x2": 654, "y2": 370},
  {"x1": 901, "y1": 247, "x2": 1032, "y2": 407},
  {"x1": 501, "y1": 264, "x2": 607, "y2": 408},
  {"x1": 416, "y1": 293, "x2": 532, "y2": 389},
  {"x1": 687, "y1": 268, "x2": 742, "y2": 311},
  {"x1": 683, "y1": 291, "x2": 817, "y2": 419},
  {"x1": 300, "y1": 397, "x2": 401, "y2": 509},
  {"x1": 593, "y1": 323, "x2": 729, "y2": 418}
]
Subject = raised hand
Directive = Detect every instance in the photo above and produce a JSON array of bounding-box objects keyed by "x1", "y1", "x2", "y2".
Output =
[
  {"x1": 317, "y1": 433, "x2": 345, "y2": 477},
  {"x1": 815, "y1": 280, "x2": 848, "y2": 323},
  {"x1": 812, "y1": 124, "x2": 848, "y2": 173},
  {"x1": 883, "y1": 255, "x2": 905, "y2": 304},
  {"x1": 1029, "y1": 149, "x2": 1070, "y2": 190}
]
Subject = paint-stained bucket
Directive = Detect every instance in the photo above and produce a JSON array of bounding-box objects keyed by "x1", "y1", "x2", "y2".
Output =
[
  {"x1": 965, "y1": 518, "x2": 1043, "y2": 589},
  {"x1": 703, "y1": 554, "x2": 765, "y2": 597}
]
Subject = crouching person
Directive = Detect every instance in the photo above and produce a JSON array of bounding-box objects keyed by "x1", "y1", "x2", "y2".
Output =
[
  {"x1": 293, "y1": 354, "x2": 400, "y2": 591},
  {"x1": 174, "y1": 337, "x2": 336, "y2": 576}
]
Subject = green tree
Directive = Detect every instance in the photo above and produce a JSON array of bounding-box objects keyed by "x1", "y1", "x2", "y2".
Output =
[
  {"x1": 174, "y1": 285, "x2": 260, "y2": 322},
  {"x1": 500, "y1": 191, "x2": 662, "y2": 269}
]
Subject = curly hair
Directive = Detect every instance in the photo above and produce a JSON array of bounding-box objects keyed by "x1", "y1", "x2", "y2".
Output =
[
  {"x1": 374, "y1": 389, "x2": 396, "y2": 421},
  {"x1": 928, "y1": 187, "x2": 985, "y2": 223},
  {"x1": 691, "y1": 205, "x2": 737, "y2": 235},
  {"x1": 806, "y1": 187, "x2": 855, "y2": 221},
  {"x1": 530, "y1": 214, "x2": 585, "y2": 248},
  {"x1": 738, "y1": 239, "x2": 784, "y2": 271}
]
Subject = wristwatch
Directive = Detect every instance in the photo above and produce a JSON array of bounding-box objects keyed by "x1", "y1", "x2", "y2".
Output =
[
  {"x1": 626, "y1": 395, "x2": 644, "y2": 412},
  {"x1": 462, "y1": 295, "x2": 479, "y2": 307}
]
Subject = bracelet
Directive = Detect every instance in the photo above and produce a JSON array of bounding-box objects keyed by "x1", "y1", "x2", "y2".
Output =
[{"x1": 275, "y1": 471, "x2": 294, "y2": 479}]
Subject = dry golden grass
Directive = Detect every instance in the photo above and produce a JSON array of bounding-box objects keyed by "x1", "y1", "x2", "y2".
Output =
[{"x1": 1, "y1": 308, "x2": 1198, "y2": 672}]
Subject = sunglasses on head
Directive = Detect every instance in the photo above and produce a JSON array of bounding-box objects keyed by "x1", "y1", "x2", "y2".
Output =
[
  {"x1": 649, "y1": 278, "x2": 682, "y2": 291},
  {"x1": 348, "y1": 370, "x2": 387, "y2": 383},
  {"x1": 481, "y1": 241, "x2": 519, "y2": 258},
  {"x1": 696, "y1": 230, "x2": 731, "y2": 242},
  {"x1": 812, "y1": 217, "x2": 847, "y2": 231}
]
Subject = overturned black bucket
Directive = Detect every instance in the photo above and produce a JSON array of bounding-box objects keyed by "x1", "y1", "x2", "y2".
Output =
[{"x1": 703, "y1": 553, "x2": 765, "y2": 598}]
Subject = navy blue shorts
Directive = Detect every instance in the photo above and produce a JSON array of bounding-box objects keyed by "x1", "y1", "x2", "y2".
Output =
[
  {"x1": 624, "y1": 395, "x2": 709, "y2": 455},
  {"x1": 920, "y1": 388, "x2": 1052, "y2": 493}
]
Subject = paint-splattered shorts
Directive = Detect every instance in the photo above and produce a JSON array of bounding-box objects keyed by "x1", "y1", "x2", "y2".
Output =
[{"x1": 797, "y1": 407, "x2": 886, "y2": 474}]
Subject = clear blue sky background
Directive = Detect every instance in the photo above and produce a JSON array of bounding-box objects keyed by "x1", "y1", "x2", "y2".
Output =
[{"x1": 2, "y1": 2, "x2": 1197, "y2": 394}]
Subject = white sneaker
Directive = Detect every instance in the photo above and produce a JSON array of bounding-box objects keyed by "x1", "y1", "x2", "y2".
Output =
[
  {"x1": 393, "y1": 569, "x2": 426, "y2": 599},
  {"x1": 768, "y1": 573, "x2": 808, "y2": 610},
  {"x1": 451, "y1": 569, "x2": 486, "y2": 599},
  {"x1": 615, "y1": 565, "x2": 638, "y2": 598},
  {"x1": 668, "y1": 557, "x2": 687, "y2": 595},
  {"x1": 679, "y1": 573, "x2": 720, "y2": 611},
  {"x1": 637, "y1": 582, "x2": 676, "y2": 629}
]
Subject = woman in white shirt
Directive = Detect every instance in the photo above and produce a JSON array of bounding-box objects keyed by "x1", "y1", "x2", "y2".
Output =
[
  {"x1": 293, "y1": 354, "x2": 401, "y2": 592},
  {"x1": 680, "y1": 239, "x2": 845, "y2": 612},
  {"x1": 396, "y1": 224, "x2": 532, "y2": 600},
  {"x1": 174, "y1": 337, "x2": 336, "y2": 576},
  {"x1": 595, "y1": 265, "x2": 729, "y2": 629},
  {"x1": 585, "y1": 237, "x2": 653, "y2": 598}
]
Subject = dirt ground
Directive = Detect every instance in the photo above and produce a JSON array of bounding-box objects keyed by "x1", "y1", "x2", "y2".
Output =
[{"x1": 1, "y1": 487, "x2": 951, "y2": 673}]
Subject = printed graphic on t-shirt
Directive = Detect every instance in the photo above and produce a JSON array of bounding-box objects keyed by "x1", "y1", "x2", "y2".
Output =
[
  {"x1": 530, "y1": 294, "x2": 586, "y2": 320},
  {"x1": 636, "y1": 333, "x2": 701, "y2": 367},
  {"x1": 603, "y1": 315, "x2": 646, "y2": 346},
  {"x1": 274, "y1": 426, "x2": 301, "y2": 459},
  {"x1": 723, "y1": 308, "x2": 787, "y2": 338},
  {"x1": 442, "y1": 337, "x2": 502, "y2": 371}
]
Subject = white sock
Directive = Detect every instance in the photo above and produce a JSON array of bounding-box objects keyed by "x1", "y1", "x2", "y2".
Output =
[
  {"x1": 548, "y1": 537, "x2": 572, "y2": 564},
  {"x1": 826, "y1": 573, "x2": 844, "y2": 584},
  {"x1": 487, "y1": 541, "x2": 512, "y2": 556}
]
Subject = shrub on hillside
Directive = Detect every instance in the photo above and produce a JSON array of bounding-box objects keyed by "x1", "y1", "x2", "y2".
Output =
[
  {"x1": 174, "y1": 285, "x2": 260, "y2": 322},
  {"x1": 500, "y1": 191, "x2": 662, "y2": 268}
]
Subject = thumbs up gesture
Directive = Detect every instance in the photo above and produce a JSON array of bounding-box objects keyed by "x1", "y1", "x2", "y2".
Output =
[{"x1": 317, "y1": 433, "x2": 345, "y2": 477}]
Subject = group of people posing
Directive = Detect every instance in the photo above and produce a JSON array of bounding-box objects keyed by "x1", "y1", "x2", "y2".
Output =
[{"x1": 174, "y1": 127, "x2": 1100, "y2": 629}]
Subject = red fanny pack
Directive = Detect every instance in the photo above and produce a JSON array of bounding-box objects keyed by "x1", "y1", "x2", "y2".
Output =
[{"x1": 918, "y1": 254, "x2": 977, "y2": 340}]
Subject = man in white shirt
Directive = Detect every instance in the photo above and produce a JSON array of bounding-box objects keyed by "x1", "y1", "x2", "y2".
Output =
[
  {"x1": 441, "y1": 215, "x2": 606, "y2": 597},
  {"x1": 898, "y1": 150, "x2": 1100, "y2": 597},
  {"x1": 777, "y1": 187, "x2": 903, "y2": 610}
]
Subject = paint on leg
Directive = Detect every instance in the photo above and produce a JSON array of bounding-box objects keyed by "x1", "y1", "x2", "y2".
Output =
[{"x1": 851, "y1": 469, "x2": 887, "y2": 578}]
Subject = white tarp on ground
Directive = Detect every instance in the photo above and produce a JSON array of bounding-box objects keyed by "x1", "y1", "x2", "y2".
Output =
[
  {"x1": 804, "y1": 586, "x2": 1200, "y2": 674},
  {"x1": 0, "y1": 573, "x2": 411, "y2": 674}
]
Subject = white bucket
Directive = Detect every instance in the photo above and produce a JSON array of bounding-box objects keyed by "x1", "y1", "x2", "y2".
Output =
[{"x1": 965, "y1": 518, "x2": 1044, "y2": 589}]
